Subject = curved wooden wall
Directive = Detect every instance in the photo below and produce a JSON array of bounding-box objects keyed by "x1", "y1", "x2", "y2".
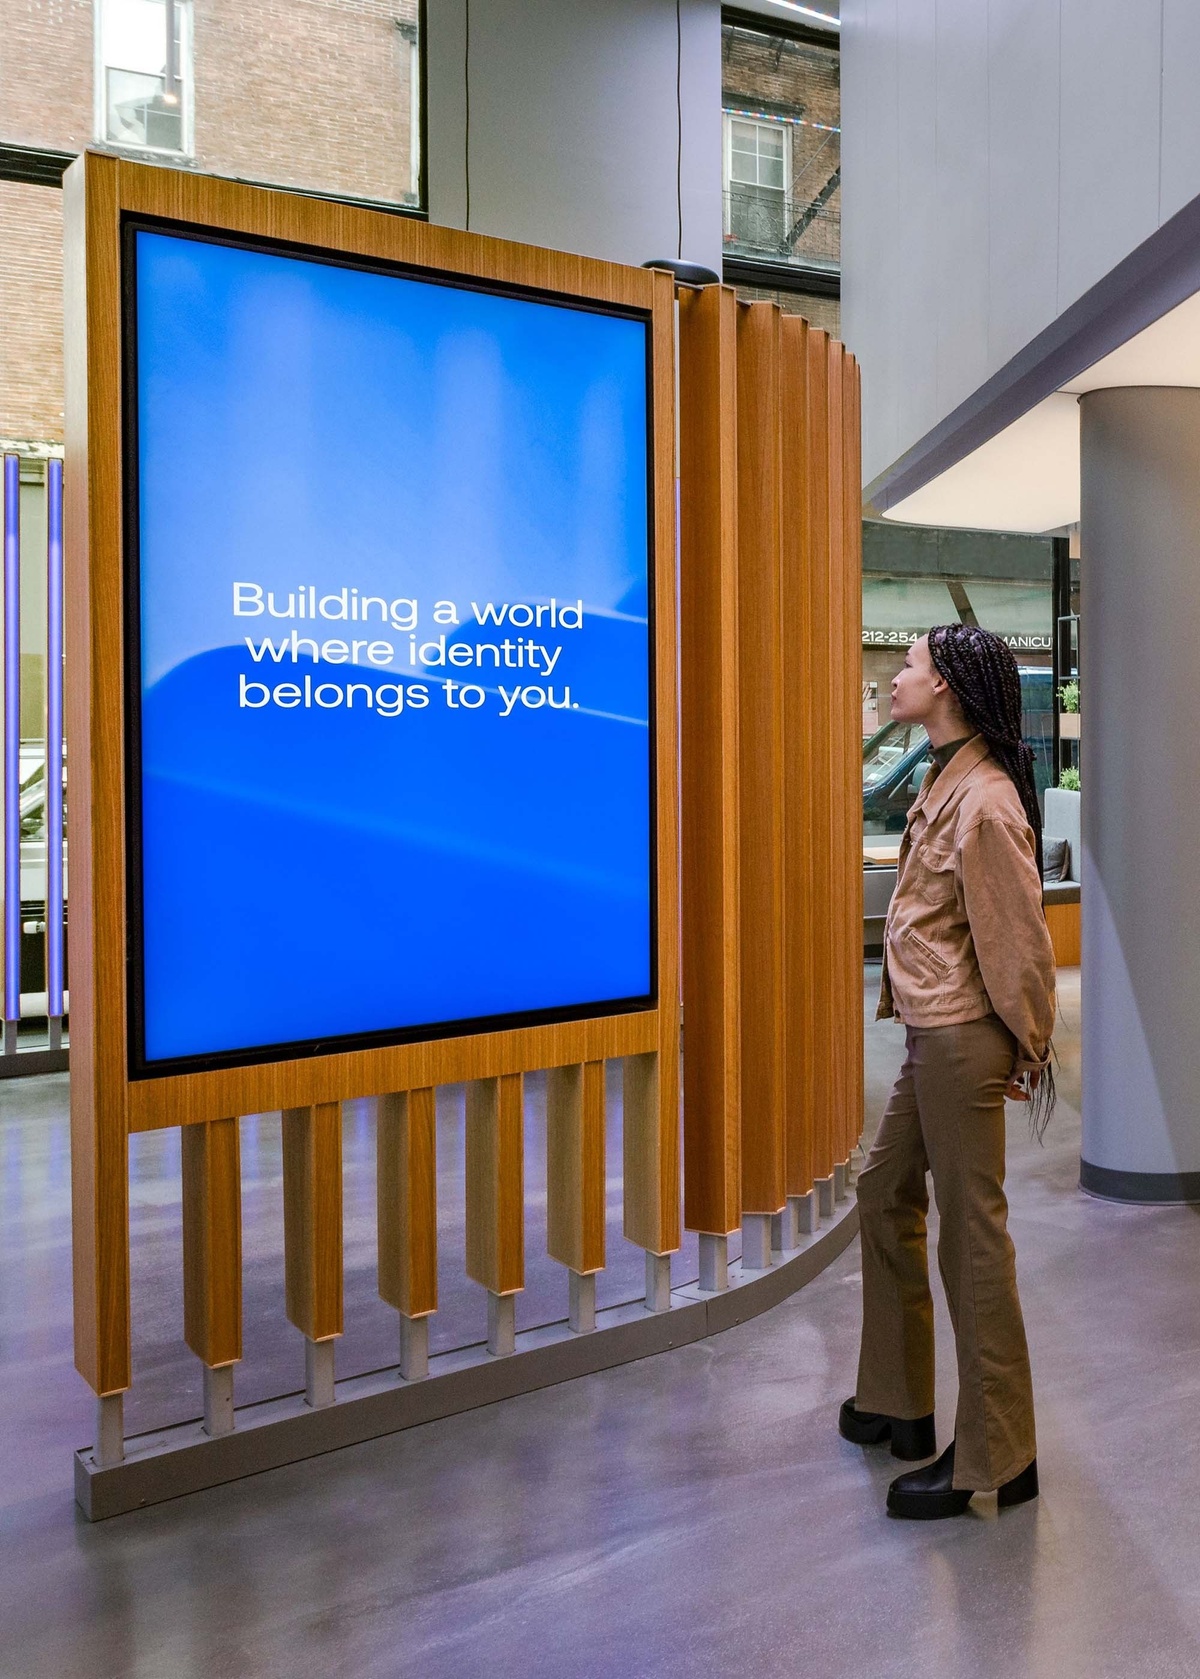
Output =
[{"x1": 679, "y1": 288, "x2": 864, "y2": 1251}]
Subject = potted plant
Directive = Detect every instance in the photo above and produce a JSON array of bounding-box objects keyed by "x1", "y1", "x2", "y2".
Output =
[
  {"x1": 1059, "y1": 765, "x2": 1080, "y2": 791},
  {"x1": 1058, "y1": 680, "x2": 1081, "y2": 739}
]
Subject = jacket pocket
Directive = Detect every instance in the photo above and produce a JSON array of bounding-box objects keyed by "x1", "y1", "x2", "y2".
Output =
[
  {"x1": 900, "y1": 925, "x2": 951, "y2": 978},
  {"x1": 912, "y1": 844, "x2": 957, "y2": 906}
]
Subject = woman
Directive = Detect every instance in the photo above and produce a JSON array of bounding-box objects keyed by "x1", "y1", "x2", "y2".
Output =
[{"x1": 840, "y1": 624, "x2": 1056, "y2": 1520}]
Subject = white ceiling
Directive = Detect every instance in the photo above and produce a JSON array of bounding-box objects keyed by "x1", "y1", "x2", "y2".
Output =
[{"x1": 884, "y1": 284, "x2": 1200, "y2": 532}]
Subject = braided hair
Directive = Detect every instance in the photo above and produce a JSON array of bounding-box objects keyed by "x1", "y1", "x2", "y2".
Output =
[
  {"x1": 927, "y1": 623, "x2": 1045, "y2": 876},
  {"x1": 927, "y1": 622, "x2": 1056, "y2": 1137}
]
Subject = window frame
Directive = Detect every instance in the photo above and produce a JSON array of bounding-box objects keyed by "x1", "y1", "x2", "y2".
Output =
[
  {"x1": 94, "y1": 0, "x2": 195, "y2": 161},
  {"x1": 723, "y1": 112, "x2": 793, "y2": 242}
]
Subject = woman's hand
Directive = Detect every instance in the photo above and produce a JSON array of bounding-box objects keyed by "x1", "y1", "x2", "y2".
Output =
[{"x1": 1006, "y1": 1067, "x2": 1042, "y2": 1102}]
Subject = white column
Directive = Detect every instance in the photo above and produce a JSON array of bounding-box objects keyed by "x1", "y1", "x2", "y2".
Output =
[{"x1": 1079, "y1": 386, "x2": 1200, "y2": 1201}]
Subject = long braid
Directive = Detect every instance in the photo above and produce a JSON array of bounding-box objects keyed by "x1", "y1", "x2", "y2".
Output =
[
  {"x1": 927, "y1": 623, "x2": 1056, "y2": 1138},
  {"x1": 927, "y1": 624, "x2": 1044, "y2": 876}
]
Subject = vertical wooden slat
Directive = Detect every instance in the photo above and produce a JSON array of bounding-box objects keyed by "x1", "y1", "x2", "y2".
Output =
[
  {"x1": 825, "y1": 338, "x2": 850, "y2": 1167},
  {"x1": 735, "y1": 301, "x2": 786, "y2": 1220},
  {"x1": 65, "y1": 150, "x2": 130, "y2": 1400},
  {"x1": 623, "y1": 263, "x2": 683, "y2": 1273},
  {"x1": 622, "y1": 1049, "x2": 679, "y2": 1254},
  {"x1": 377, "y1": 1088, "x2": 437, "y2": 1318},
  {"x1": 282, "y1": 1102, "x2": 343, "y2": 1341},
  {"x1": 805, "y1": 328, "x2": 837, "y2": 1190},
  {"x1": 779, "y1": 314, "x2": 816, "y2": 1201},
  {"x1": 677, "y1": 283, "x2": 741, "y2": 1239},
  {"x1": 546, "y1": 1061, "x2": 606, "y2": 1275},
  {"x1": 844, "y1": 352, "x2": 865, "y2": 1162},
  {"x1": 181, "y1": 1115, "x2": 242, "y2": 1367},
  {"x1": 465, "y1": 1074, "x2": 524, "y2": 1296}
]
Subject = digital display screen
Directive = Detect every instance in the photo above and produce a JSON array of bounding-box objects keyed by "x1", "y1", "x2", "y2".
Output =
[{"x1": 125, "y1": 225, "x2": 655, "y2": 1074}]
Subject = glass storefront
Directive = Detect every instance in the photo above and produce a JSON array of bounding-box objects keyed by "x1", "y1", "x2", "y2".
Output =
[{"x1": 861, "y1": 521, "x2": 1056, "y2": 844}]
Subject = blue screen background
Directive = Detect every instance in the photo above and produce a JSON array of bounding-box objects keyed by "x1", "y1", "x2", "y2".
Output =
[{"x1": 134, "y1": 230, "x2": 653, "y2": 1065}]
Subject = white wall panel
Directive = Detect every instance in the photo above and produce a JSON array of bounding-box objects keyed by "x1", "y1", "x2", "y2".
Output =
[
  {"x1": 426, "y1": 0, "x2": 722, "y2": 273},
  {"x1": 1056, "y1": 0, "x2": 1162, "y2": 316},
  {"x1": 986, "y1": 0, "x2": 1060, "y2": 372},
  {"x1": 933, "y1": 0, "x2": 992, "y2": 426},
  {"x1": 892, "y1": 0, "x2": 938, "y2": 464},
  {"x1": 837, "y1": 0, "x2": 868, "y2": 368},
  {"x1": 846, "y1": 0, "x2": 1200, "y2": 491},
  {"x1": 426, "y1": 0, "x2": 468, "y2": 231},
  {"x1": 843, "y1": 0, "x2": 901, "y2": 479},
  {"x1": 1160, "y1": 0, "x2": 1200, "y2": 224}
]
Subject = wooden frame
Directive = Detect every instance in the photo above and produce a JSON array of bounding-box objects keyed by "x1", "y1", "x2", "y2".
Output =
[
  {"x1": 65, "y1": 152, "x2": 680, "y2": 1396},
  {"x1": 1045, "y1": 901, "x2": 1081, "y2": 967}
]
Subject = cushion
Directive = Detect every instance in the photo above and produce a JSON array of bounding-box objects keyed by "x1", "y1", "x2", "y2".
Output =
[
  {"x1": 1043, "y1": 880, "x2": 1080, "y2": 906},
  {"x1": 1042, "y1": 835, "x2": 1069, "y2": 883}
]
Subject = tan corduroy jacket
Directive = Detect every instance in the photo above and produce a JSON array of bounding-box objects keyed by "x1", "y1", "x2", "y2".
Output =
[{"x1": 877, "y1": 734, "x2": 1056, "y2": 1073}]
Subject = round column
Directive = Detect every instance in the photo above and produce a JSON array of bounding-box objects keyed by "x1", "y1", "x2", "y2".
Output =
[{"x1": 1080, "y1": 386, "x2": 1200, "y2": 1201}]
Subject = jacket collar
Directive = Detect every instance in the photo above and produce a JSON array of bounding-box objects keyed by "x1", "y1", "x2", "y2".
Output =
[{"x1": 913, "y1": 733, "x2": 989, "y2": 825}]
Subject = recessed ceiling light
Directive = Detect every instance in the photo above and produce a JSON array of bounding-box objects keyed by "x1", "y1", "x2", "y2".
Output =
[{"x1": 760, "y1": 0, "x2": 841, "y2": 28}]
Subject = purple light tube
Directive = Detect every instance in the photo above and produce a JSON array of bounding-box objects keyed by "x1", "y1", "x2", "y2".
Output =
[
  {"x1": 2, "y1": 455, "x2": 20, "y2": 1030},
  {"x1": 46, "y1": 459, "x2": 64, "y2": 1023}
]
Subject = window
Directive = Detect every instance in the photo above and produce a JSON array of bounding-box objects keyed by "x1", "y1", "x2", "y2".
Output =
[
  {"x1": 96, "y1": 0, "x2": 192, "y2": 156},
  {"x1": 725, "y1": 116, "x2": 790, "y2": 252},
  {"x1": 861, "y1": 525, "x2": 1056, "y2": 846}
]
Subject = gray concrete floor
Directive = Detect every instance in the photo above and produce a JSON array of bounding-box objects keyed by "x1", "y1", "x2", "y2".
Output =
[{"x1": 6, "y1": 968, "x2": 1200, "y2": 1677}]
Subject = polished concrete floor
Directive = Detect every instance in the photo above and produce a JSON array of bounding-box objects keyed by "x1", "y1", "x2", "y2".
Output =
[{"x1": 6, "y1": 968, "x2": 1200, "y2": 1677}]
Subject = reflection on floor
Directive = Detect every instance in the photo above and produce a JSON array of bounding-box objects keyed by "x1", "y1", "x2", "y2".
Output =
[{"x1": 8, "y1": 967, "x2": 1200, "y2": 1678}]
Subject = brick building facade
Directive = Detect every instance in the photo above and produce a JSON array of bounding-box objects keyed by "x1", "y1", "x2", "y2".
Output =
[
  {"x1": 721, "y1": 19, "x2": 840, "y2": 275},
  {"x1": 0, "y1": 0, "x2": 420, "y2": 446}
]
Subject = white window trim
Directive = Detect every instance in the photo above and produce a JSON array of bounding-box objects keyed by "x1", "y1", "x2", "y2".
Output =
[
  {"x1": 94, "y1": 0, "x2": 195, "y2": 159},
  {"x1": 409, "y1": 37, "x2": 421, "y2": 201},
  {"x1": 722, "y1": 113, "x2": 793, "y2": 238}
]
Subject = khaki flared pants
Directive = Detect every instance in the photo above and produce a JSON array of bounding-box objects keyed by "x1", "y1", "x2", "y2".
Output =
[{"x1": 855, "y1": 1014, "x2": 1037, "y2": 1491}]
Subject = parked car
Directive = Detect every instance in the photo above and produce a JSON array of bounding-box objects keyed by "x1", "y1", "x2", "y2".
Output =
[
  {"x1": 863, "y1": 667, "x2": 1054, "y2": 835},
  {"x1": 11, "y1": 745, "x2": 68, "y2": 999}
]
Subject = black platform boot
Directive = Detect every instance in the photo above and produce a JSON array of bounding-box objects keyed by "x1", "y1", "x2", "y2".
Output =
[
  {"x1": 838, "y1": 1397, "x2": 937, "y2": 1461},
  {"x1": 886, "y1": 1440, "x2": 1039, "y2": 1519}
]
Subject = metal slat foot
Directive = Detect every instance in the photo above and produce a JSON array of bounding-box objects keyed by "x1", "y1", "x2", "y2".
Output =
[
  {"x1": 568, "y1": 1270, "x2": 597, "y2": 1334},
  {"x1": 698, "y1": 1231, "x2": 728, "y2": 1293},
  {"x1": 203, "y1": 1364, "x2": 235, "y2": 1437},
  {"x1": 645, "y1": 1251, "x2": 671, "y2": 1314},
  {"x1": 95, "y1": 1393, "x2": 124, "y2": 1467},
  {"x1": 792, "y1": 1190, "x2": 817, "y2": 1236},
  {"x1": 305, "y1": 1337, "x2": 336, "y2": 1408},
  {"x1": 741, "y1": 1212, "x2": 773, "y2": 1272},
  {"x1": 487, "y1": 1292, "x2": 516, "y2": 1356},
  {"x1": 399, "y1": 1314, "x2": 430, "y2": 1381}
]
